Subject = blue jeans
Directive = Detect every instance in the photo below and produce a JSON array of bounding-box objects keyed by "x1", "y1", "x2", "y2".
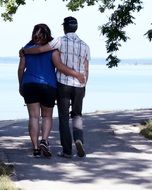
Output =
[{"x1": 57, "y1": 82, "x2": 85, "y2": 155}]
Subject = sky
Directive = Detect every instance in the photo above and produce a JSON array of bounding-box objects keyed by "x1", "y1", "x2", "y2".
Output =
[{"x1": 0, "y1": 0, "x2": 152, "y2": 59}]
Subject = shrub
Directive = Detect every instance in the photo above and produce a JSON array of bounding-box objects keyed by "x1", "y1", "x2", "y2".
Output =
[{"x1": 140, "y1": 120, "x2": 152, "y2": 140}]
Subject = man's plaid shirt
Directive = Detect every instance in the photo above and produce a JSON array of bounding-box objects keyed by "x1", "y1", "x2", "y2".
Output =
[{"x1": 49, "y1": 33, "x2": 90, "y2": 87}]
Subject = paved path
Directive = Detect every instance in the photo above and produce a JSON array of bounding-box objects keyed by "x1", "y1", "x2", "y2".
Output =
[{"x1": 0, "y1": 109, "x2": 152, "y2": 190}]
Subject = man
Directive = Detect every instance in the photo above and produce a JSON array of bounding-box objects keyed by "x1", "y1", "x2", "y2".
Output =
[{"x1": 22, "y1": 16, "x2": 90, "y2": 158}]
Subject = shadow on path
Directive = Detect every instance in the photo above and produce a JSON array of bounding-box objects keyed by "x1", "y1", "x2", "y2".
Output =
[{"x1": 0, "y1": 109, "x2": 152, "y2": 189}]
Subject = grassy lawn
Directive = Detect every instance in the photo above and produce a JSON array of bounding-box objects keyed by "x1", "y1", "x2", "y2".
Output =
[{"x1": 0, "y1": 162, "x2": 21, "y2": 190}]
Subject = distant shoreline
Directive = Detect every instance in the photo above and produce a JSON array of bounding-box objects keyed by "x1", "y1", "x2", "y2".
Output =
[{"x1": 1, "y1": 57, "x2": 152, "y2": 65}]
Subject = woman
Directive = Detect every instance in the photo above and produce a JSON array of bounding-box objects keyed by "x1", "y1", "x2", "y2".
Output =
[{"x1": 18, "y1": 23, "x2": 84, "y2": 158}]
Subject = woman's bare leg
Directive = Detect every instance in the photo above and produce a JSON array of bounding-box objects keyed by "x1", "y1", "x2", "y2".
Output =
[
  {"x1": 41, "y1": 105, "x2": 53, "y2": 141},
  {"x1": 40, "y1": 105, "x2": 53, "y2": 157},
  {"x1": 27, "y1": 103, "x2": 40, "y2": 149}
]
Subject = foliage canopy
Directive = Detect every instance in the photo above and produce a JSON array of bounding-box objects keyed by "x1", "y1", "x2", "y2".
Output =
[{"x1": 1, "y1": 0, "x2": 151, "y2": 67}]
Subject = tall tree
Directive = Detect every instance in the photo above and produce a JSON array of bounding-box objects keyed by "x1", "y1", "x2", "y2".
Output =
[
  {"x1": 0, "y1": 0, "x2": 148, "y2": 67},
  {"x1": 64, "y1": 0, "x2": 143, "y2": 67}
]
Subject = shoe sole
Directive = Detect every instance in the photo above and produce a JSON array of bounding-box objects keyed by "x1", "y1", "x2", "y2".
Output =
[
  {"x1": 75, "y1": 141, "x2": 85, "y2": 157},
  {"x1": 33, "y1": 149, "x2": 41, "y2": 158},
  {"x1": 33, "y1": 155, "x2": 41, "y2": 158},
  {"x1": 40, "y1": 144, "x2": 52, "y2": 157},
  {"x1": 57, "y1": 152, "x2": 72, "y2": 158}
]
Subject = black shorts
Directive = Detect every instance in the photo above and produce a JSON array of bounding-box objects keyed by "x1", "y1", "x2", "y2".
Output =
[{"x1": 22, "y1": 83, "x2": 57, "y2": 108}]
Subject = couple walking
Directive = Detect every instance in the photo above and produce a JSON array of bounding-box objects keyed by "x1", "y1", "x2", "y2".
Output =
[{"x1": 18, "y1": 16, "x2": 90, "y2": 159}]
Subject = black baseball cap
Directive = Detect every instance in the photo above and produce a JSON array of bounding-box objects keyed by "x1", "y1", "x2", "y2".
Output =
[{"x1": 62, "y1": 16, "x2": 78, "y2": 27}]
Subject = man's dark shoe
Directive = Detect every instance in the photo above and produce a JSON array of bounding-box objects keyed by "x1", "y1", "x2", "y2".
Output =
[
  {"x1": 40, "y1": 139, "x2": 52, "y2": 158},
  {"x1": 57, "y1": 151, "x2": 72, "y2": 158},
  {"x1": 75, "y1": 140, "x2": 85, "y2": 157},
  {"x1": 33, "y1": 149, "x2": 41, "y2": 158}
]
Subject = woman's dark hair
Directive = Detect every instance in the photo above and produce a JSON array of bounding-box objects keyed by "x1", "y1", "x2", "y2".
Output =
[{"x1": 31, "y1": 23, "x2": 53, "y2": 45}]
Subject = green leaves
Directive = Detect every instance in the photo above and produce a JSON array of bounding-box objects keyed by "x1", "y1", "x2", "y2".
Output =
[
  {"x1": 100, "y1": 0, "x2": 143, "y2": 67},
  {"x1": 106, "y1": 54, "x2": 120, "y2": 68},
  {"x1": 63, "y1": 0, "x2": 97, "y2": 11},
  {"x1": 144, "y1": 29, "x2": 152, "y2": 42},
  {"x1": 0, "y1": 0, "x2": 26, "y2": 21}
]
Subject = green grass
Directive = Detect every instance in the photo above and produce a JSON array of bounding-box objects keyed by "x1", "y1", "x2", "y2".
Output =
[
  {"x1": 0, "y1": 175, "x2": 21, "y2": 190},
  {"x1": 0, "y1": 162, "x2": 21, "y2": 190},
  {"x1": 140, "y1": 119, "x2": 152, "y2": 139}
]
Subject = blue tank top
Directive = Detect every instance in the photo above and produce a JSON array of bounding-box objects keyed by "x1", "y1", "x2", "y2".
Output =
[{"x1": 21, "y1": 43, "x2": 57, "y2": 88}]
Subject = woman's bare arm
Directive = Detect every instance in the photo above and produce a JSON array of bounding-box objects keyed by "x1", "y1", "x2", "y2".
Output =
[
  {"x1": 18, "y1": 56, "x2": 26, "y2": 96},
  {"x1": 52, "y1": 50, "x2": 85, "y2": 84},
  {"x1": 20, "y1": 44, "x2": 51, "y2": 55}
]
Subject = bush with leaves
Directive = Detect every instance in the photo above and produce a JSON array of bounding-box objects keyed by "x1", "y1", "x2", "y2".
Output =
[{"x1": 140, "y1": 120, "x2": 152, "y2": 140}]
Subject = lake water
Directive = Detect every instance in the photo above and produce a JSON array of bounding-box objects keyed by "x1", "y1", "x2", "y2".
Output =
[{"x1": 0, "y1": 57, "x2": 152, "y2": 120}]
